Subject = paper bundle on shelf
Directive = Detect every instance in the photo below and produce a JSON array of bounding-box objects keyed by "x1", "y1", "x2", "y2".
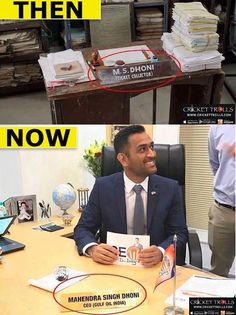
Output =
[
  {"x1": 0, "y1": 30, "x2": 40, "y2": 55},
  {"x1": 0, "y1": 63, "x2": 43, "y2": 88},
  {"x1": 136, "y1": 8, "x2": 163, "y2": 41}
]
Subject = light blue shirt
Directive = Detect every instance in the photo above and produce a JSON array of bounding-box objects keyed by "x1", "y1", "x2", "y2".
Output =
[{"x1": 208, "y1": 125, "x2": 235, "y2": 207}]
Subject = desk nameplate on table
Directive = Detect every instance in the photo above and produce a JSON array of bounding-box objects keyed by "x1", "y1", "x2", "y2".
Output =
[
  {"x1": 59, "y1": 289, "x2": 144, "y2": 313},
  {"x1": 55, "y1": 273, "x2": 147, "y2": 313},
  {"x1": 96, "y1": 59, "x2": 178, "y2": 86}
]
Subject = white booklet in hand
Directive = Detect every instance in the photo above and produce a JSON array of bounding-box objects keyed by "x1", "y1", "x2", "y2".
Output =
[
  {"x1": 107, "y1": 231, "x2": 150, "y2": 267},
  {"x1": 29, "y1": 268, "x2": 87, "y2": 292}
]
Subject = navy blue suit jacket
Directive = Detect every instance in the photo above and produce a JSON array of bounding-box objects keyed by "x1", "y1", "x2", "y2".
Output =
[{"x1": 74, "y1": 172, "x2": 188, "y2": 264}]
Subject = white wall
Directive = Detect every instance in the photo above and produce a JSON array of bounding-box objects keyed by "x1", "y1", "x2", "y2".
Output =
[
  {"x1": 0, "y1": 150, "x2": 23, "y2": 201},
  {"x1": 153, "y1": 125, "x2": 180, "y2": 144},
  {"x1": 0, "y1": 125, "x2": 106, "y2": 216}
]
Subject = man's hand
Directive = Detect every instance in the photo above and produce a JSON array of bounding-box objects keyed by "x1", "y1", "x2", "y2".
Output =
[
  {"x1": 138, "y1": 245, "x2": 163, "y2": 267},
  {"x1": 87, "y1": 243, "x2": 118, "y2": 265}
]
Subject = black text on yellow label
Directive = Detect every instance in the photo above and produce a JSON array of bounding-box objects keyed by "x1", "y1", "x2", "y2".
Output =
[
  {"x1": 0, "y1": 127, "x2": 77, "y2": 148},
  {"x1": 0, "y1": 0, "x2": 101, "y2": 19}
]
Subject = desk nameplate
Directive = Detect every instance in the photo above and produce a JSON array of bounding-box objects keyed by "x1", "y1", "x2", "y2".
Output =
[{"x1": 96, "y1": 59, "x2": 178, "y2": 86}]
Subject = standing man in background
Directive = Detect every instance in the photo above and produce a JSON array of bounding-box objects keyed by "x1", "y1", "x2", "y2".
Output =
[{"x1": 208, "y1": 125, "x2": 235, "y2": 277}]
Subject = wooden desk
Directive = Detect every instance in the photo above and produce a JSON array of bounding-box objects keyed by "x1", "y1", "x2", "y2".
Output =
[
  {"x1": 46, "y1": 41, "x2": 225, "y2": 124},
  {"x1": 1, "y1": 214, "x2": 214, "y2": 315}
]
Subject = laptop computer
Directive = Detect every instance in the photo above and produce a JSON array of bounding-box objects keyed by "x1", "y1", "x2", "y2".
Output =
[{"x1": 0, "y1": 215, "x2": 25, "y2": 254}]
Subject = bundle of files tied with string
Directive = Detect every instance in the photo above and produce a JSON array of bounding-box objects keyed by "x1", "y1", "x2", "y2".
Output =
[{"x1": 161, "y1": 1, "x2": 224, "y2": 72}]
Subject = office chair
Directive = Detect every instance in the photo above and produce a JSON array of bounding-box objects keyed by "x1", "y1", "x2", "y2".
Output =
[{"x1": 101, "y1": 144, "x2": 203, "y2": 269}]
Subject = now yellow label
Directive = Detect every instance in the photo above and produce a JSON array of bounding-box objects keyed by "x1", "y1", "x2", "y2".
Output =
[
  {"x1": 0, "y1": 127, "x2": 77, "y2": 148},
  {"x1": 0, "y1": 0, "x2": 101, "y2": 19}
]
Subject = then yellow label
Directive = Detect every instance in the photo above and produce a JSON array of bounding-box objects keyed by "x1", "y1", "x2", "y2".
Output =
[
  {"x1": 0, "y1": 0, "x2": 101, "y2": 20},
  {"x1": 0, "y1": 126, "x2": 77, "y2": 148}
]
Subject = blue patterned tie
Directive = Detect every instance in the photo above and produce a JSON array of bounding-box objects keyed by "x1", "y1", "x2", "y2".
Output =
[{"x1": 133, "y1": 185, "x2": 145, "y2": 235}]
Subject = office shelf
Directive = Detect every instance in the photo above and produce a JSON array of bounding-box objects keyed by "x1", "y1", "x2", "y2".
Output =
[{"x1": 0, "y1": 21, "x2": 48, "y2": 95}]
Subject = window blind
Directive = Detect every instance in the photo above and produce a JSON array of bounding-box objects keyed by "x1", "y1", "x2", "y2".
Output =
[{"x1": 180, "y1": 126, "x2": 214, "y2": 229}]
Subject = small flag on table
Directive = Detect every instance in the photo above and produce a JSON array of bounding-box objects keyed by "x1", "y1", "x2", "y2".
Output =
[{"x1": 154, "y1": 243, "x2": 175, "y2": 291}]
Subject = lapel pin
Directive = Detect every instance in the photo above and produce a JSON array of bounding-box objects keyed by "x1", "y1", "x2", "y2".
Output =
[{"x1": 151, "y1": 191, "x2": 156, "y2": 195}]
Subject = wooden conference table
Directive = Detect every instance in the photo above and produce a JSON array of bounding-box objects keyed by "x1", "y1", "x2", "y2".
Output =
[
  {"x1": 0, "y1": 213, "x2": 215, "y2": 315},
  {"x1": 46, "y1": 40, "x2": 225, "y2": 124}
]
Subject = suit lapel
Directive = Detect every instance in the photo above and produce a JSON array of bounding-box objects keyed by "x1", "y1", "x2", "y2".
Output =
[
  {"x1": 147, "y1": 175, "x2": 159, "y2": 231},
  {"x1": 115, "y1": 173, "x2": 127, "y2": 233}
]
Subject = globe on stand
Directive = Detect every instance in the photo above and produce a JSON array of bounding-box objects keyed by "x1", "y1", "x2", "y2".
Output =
[{"x1": 52, "y1": 183, "x2": 76, "y2": 226}]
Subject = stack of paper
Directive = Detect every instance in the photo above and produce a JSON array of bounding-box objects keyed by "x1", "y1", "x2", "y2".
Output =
[
  {"x1": 38, "y1": 49, "x2": 95, "y2": 88},
  {"x1": 161, "y1": 32, "x2": 224, "y2": 72},
  {"x1": 161, "y1": 2, "x2": 224, "y2": 72},
  {"x1": 136, "y1": 8, "x2": 163, "y2": 41},
  {"x1": 165, "y1": 275, "x2": 236, "y2": 309},
  {"x1": 98, "y1": 45, "x2": 154, "y2": 67},
  {"x1": 29, "y1": 268, "x2": 87, "y2": 292},
  {"x1": 171, "y1": 2, "x2": 219, "y2": 52}
]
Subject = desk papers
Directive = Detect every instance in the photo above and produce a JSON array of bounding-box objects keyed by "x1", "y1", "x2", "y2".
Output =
[
  {"x1": 38, "y1": 49, "x2": 95, "y2": 88},
  {"x1": 98, "y1": 45, "x2": 154, "y2": 66},
  {"x1": 171, "y1": 2, "x2": 219, "y2": 53},
  {"x1": 29, "y1": 268, "x2": 87, "y2": 292},
  {"x1": 107, "y1": 231, "x2": 150, "y2": 267},
  {"x1": 165, "y1": 275, "x2": 236, "y2": 309},
  {"x1": 161, "y1": 33, "x2": 224, "y2": 72}
]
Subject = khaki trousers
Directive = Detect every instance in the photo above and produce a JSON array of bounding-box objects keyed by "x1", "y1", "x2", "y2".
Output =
[{"x1": 208, "y1": 202, "x2": 235, "y2": 277}]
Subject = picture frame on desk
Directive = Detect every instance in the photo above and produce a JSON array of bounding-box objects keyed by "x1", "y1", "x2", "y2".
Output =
[{"x1": 4, "y1": 195, "x2": 37, "y2": 223}]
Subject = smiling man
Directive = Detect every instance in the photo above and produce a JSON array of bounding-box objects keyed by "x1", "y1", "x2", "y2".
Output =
[{"x1": 74, "y1": 125, "x2": 188, "y2": 267}]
